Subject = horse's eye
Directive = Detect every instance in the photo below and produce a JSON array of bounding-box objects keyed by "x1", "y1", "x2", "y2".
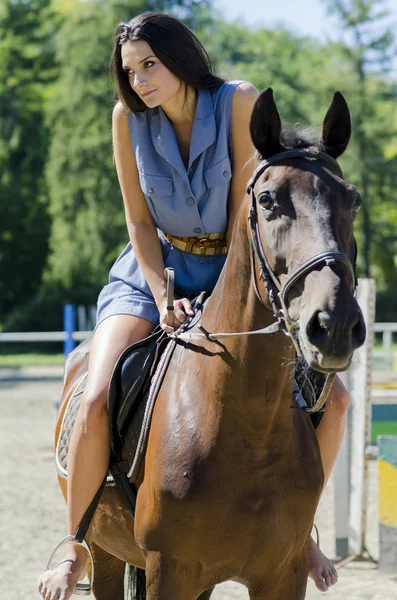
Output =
[
  {"x1": 258, "y1": 192, "x2": 274, "y2": 210},
  {"x1": 353, "y1": 194, "x2": 362, "y2": 214}
]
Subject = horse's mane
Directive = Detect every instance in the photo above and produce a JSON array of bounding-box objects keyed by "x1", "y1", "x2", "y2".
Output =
[{"x1": 280, "y1": 125, "x2": 326, "y2": 152}]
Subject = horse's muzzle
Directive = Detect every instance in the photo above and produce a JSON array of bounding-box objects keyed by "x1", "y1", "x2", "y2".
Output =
[{"x1": 300, "y1": 299, "x2": 366, "y2": 373}]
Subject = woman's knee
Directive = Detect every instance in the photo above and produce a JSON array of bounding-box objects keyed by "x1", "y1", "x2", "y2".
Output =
[
  {"x1": 328, "y1": 378, "x2": 350, "y2": 419},
  {"x1": 79, "y1": 386, "x2": 108, "y2": 424}
]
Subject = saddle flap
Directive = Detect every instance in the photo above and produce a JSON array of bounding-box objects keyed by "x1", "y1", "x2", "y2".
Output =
[
  {"x1": 117, "y1": 338, "x2": 162, "y2": 437},
  {"x1": 107, "y1": 327, "x2": 166, "y2": 456}
]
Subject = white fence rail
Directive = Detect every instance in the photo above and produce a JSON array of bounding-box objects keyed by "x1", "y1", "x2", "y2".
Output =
[
  {"x1": 374, "y1": 323, "x2": 397, "y2": 351},
  {"x1": 0, "y1": 331, "x2": 91, "y2": 342}
]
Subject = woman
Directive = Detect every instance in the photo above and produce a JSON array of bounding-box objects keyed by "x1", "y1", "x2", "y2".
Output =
[{"x1": 38, "y1": 12, "x2": 342, "y2": 599}]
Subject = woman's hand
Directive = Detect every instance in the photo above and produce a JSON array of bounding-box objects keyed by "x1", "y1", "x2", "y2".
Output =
[{"x1": 159, "y1": 298, "x2": 195, "y2": 333}]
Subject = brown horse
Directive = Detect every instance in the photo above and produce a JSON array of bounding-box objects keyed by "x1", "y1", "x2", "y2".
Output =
[{"x1": 55, "y1": 88, "x2": 365, "y2": 599}]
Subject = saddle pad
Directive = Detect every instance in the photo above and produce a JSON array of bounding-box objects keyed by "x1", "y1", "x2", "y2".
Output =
[{"x1": 55, "y1": 372, "x2": 116, "y2": 484}]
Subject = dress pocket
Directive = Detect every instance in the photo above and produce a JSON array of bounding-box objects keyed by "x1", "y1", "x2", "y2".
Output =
[
  {"x1": 139, "y1": 172, "x2": 174, "y2": 197},
  {"x1": 204, "y1": 156, "x2": 232, "y2": 189}
]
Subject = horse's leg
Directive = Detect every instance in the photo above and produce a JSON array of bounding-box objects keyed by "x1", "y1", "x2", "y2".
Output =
[
  {"x1": 90, "y1": 542, "x2": 125, "y2": 600},
  {"x1": 145, "y1": 552, "x2": 205, "y2": 600},
  {"x1": 197, "y1": 587, "x2": 215, "y2": 600}
]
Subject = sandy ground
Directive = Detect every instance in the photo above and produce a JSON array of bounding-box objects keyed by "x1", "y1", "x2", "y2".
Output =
[{"x1": 1, "y1": 368, "x2": 397, "y2": 600}]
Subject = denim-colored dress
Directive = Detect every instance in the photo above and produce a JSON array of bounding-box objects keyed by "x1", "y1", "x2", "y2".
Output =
[{"x1": 96, "y1": 80, "x2": 245, "y2": 326}]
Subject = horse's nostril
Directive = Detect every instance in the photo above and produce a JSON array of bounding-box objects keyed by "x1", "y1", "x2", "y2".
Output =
[
  {"x1": 305, "y1": 306, "x2": 365, "y2": 351},
  {"x1": 306, "y1": 311, "x2": 336, "y2": 347},
  {"x1": 317, "y1": 311, "x2": 336, "y2": 334}
]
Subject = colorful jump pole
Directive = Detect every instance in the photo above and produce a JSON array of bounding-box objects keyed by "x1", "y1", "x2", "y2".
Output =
[{"x1": 378, "y1": 435, "x2": 397, "y2": 573}]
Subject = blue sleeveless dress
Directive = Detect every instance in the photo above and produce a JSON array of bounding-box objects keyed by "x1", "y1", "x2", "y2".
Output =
[{"x1": 96, "y1": 80, "x2": 245, "y2": 326}]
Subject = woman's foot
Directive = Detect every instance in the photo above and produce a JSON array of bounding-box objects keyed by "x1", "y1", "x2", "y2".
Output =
[
  {"x1": 37, "y1": 545, "x2": 87, "y2": 600},
  {"x1": 308, "y1": 535, "x2": 338, "y2": 592}
]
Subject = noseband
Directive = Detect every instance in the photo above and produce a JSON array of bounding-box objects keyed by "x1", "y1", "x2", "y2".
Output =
[{"x1": 246, "y1": 148, "x2": 357, "y2": 356}]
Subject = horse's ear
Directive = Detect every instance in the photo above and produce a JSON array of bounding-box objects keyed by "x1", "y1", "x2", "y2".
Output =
[
  {"x1": 250, "y1": 88, "x2": 282, "y2": 158},
  {"x1": 321, "y1": 92, "x2": 351, "y2": 158}
]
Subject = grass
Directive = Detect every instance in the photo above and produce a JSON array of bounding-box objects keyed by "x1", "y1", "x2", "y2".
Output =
[
  {"x1": 0, "y1": 354, "x2": 64, "y2": 368},
  {"x1": 373, "y1": 344, "x2": 397, "y2": 352}
]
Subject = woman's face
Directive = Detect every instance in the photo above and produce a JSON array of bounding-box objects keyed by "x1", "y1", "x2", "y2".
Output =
[{"x1": 121, "y1": 39, "x2": 182, "y2": 107}]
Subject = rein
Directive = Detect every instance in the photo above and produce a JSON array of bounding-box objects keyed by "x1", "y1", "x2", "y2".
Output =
[{"x1": 170, "y1": 149, "x2": 358, "y2": 413}]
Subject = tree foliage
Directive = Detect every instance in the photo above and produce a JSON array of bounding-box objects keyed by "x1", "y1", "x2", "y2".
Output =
[
  {"x1": 0, "y1": 0, "x2": 55, "y2": 324},
  {"x1": 1, "y1": 0, "x2": 397, "y2": 332},
  {"x1": 322, "y1": 0, "x2": 397, "y2": 286}
]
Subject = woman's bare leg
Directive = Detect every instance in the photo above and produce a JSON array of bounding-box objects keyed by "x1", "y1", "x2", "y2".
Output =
[
  {"x1": 308, "y1": 375, "x2": 349, "y2": 592},
  {"x1": 38, "y1": 314, "x2": 154, "y2": 600}
]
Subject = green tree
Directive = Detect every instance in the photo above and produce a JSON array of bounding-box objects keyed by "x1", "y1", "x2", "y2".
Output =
[
  {"x1": 0, "y1": 0, "x2": 55, "y2": 325},
  {"x1": 323, "y1": 0, "x2": 397, "y2": 282},
  {"x1": 201, "y1": 8, "x2": 397, "y2": 294}
]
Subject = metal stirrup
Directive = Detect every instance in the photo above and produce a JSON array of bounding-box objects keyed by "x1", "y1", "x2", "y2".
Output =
[{"x1": 45, "y1": 535, "x2": 94, "y2": 596}]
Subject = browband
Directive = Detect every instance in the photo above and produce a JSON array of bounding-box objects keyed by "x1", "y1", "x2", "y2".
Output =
[{"x1": 247, "y1": 149, "x2": 343, "y2": 192}]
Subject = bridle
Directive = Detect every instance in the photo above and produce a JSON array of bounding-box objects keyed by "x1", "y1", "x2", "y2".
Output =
[
  {"x1": 171, "y1": 148, "x2": 358, "y2": 413},
  {"x1": 247, "y1": 148, "x2": 358, "y2": 356}
]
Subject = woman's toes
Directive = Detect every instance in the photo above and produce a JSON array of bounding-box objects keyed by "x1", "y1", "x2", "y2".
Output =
[{"x1": 311, "y1": 568, "x2": 329, "y2": 592}]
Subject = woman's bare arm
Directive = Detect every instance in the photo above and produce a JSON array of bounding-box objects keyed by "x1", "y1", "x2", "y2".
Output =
[
  {"x1": 113, "y1": 102, "x2": 195, "y2": 328},
  {"x1": 226, "y1": 82, "x2": 259, "y2": 241},
  {"x1": 112, "y1": 101, "x2": 168, "y2": 309}
]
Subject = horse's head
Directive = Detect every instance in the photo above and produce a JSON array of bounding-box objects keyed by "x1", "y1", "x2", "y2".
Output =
[{"x1": 248, "y1": 89, "x2": 366, "y2": 373}]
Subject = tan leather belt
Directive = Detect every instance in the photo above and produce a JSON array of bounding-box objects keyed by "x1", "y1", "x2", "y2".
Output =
[{"x1": 164, "y1": 232, "x2": 227, "y2": 256}]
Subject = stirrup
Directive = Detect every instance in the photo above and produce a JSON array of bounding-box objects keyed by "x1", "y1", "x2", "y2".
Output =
[{"x1": 45, "y1": 534, "x2": 94, "y2": 596}]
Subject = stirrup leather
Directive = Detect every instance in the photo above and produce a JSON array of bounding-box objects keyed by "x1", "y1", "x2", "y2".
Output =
[{"x1": 45, "y1": 535, "x2": 94, "y2": 596}]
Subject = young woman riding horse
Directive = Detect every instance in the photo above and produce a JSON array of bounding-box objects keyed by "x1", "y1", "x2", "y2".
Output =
[{"x1": 38, "y1": 12, "x2": 358, "y2": 600}]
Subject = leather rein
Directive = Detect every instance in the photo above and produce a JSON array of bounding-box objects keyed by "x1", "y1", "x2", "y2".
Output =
[{"x1": 171, "y1": 148, "x2": 358, "y2": 413}]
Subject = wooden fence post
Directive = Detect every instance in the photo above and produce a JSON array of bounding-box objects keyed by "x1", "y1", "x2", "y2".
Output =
[{"x1": 333, "y1": 278, "x2": 376, "y2": 558}]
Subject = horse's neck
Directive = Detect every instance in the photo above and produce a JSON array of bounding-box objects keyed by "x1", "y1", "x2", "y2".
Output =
[
  {"x1": 202, "y1": 204, "x2": 295, "y2": 423},
  {"x1": 203, "y1": 204, "x2": 274, "y2": 337}
]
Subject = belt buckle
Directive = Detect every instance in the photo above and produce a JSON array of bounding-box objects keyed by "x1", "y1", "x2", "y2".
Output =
[{"x1": 198, "y1": 238, "x2": 208, "y2": 255}]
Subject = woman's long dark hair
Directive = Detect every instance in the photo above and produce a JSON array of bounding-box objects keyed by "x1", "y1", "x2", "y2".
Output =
[{"x1": 110, "y1": 12, "x2": 225, "y2": 113}]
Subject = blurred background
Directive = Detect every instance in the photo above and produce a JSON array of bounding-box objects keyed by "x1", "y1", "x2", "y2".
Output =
[
  {"x1": 1, "y1": 0, "x2": 397, "y2": 364},
  {"x1": 2, "y1": 3, "x2": 397, "y2": 597}
]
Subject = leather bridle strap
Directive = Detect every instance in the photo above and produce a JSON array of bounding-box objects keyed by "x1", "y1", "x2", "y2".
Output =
[
  {"x1": 247, "y1": 148, "x2": 344, "y2": 191},
  {"x1": 280, "y1": 251, "x2": 356, "y2": 303}
]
